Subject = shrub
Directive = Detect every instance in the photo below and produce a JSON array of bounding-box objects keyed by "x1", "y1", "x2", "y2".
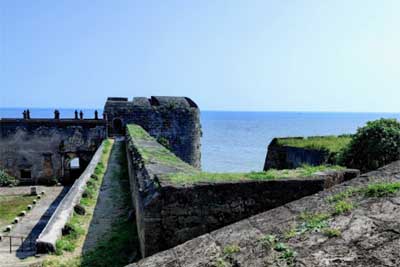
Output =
[
  {"x1": 340, "y1": 118, "x2": 400, "y2": 172},
  {"x1": 0, "y1": 169, "x2": 18, "y2": 186}
]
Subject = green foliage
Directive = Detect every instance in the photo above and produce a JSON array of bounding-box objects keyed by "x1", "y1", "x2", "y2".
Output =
[
  {"x1": 333, "y1": 200, "x2": 354, "y2": 215},
  {"x1": 340, "y1": 118, "x2": 400, "y2": 172},
  {"x1": 223, "y1": 244, "x2": 240, "y2": 255},
  {"x1": 168, "y1": 165, "x2": 344, "y2": 184},
  {"x1": 326, "y1": 187, "x2": 358, "y2": 203},
  {"x1": 323, "y1": 228, "x2": 341, "y2": 237},
  {"x1": 259, "y1": 234, "x2": 277, "y2": 248},
  {"x1": 280, "y1": 247, "x2": 297, "y2": 266},
  {"x1": 277, "y1": 135, "x2": 352, "y2": 153},
  {"x1": 55, "y1": 139, "x2": 111, "y2": 256},
  {"x1": 259, "y1": 234, "x2": 297, "y2": 266},
  {"x1": 127, "y1": 124, "x2": 153, "y2": 140},
  {"x1": 56, "y1": 214, "x2": 84, "y2": 254},
  {"x1": 298, "y1": 212, "x2": 330, "y2": 233},
  {"x1": 127, "y1": 124, "x2": 194, "y2": 172},
  {"x1": 0, "y1": 169, "x2": 18, "y2": 186},
  {"x1": 157, "y1": 136, "x2": 171, "y2": 149},
  {"x1": 364, "y1": 182, "x2": 400, "y2": 197},
  {"x1": 212, "y1": 258, "x2": 230, "y2": 267}
]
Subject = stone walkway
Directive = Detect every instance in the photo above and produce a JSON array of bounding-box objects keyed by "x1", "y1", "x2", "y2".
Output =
[
  {"x1": 82, "y1": 138, "x2": 133, "y2": 253},
  {"x1": 0, "y1": 186, "x2": 69, "y2": 266}
]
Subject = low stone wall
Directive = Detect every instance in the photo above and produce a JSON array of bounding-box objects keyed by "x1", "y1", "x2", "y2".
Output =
[
  {"x1": 127, "y1": 161, "x2": 400, "y2": 267},
  {"x1": 35, "y1": 142, "x2": 105, "y2": 253},
  {"x1": 126, "y1": 125, "x2": 360, "y2": 258},
  {"x1": 264, "y1": 138, "x2": 330, "y2": 170}
]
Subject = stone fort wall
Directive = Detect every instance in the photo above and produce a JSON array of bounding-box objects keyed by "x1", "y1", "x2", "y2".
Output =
[
  {"x1": 125, "y1": 124, "x2": 360, "y2": 258},
  {"x1": 264, "y1": 137, "x2": 331, "y2": 170},
  {"x1": 104, "y1": 96, "x2": 201, "y2": 168},
  {"x1": 0, "y1": 96, "x2": 202, "y2": 184},
  {"x1": 0, "y1": 118, "x2": 106, "y2": 184}
]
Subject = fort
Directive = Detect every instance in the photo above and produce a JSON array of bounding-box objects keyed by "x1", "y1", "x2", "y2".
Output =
[
  {"x1": 0, "y1": 96, "x2": 201, "y2": 185},
  {"x1": 0, "y1": 97, "x2": 399, "y2": 267}
]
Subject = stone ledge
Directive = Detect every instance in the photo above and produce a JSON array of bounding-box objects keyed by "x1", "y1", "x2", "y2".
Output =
[
  {"x1": 127, "y1": 161, "x2": 400, "y2": 267},
  {"x1": 35, "y1": 142, "x2": 105, "y2": 253}
]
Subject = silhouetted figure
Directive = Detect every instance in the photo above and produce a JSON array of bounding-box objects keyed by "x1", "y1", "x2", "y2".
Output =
[
  {"x1": 26, "y1": 109, "x2": 31, "y2": 119},
  {"x1": 94, "y1": 110, "x2": 98, "y2": 120},
  {"x1": 74, "y1": 110, "x2": 78, "y2": 119},
  {"x1": 22, "y1": 110, "x2": 27, "y2": 119},
  {"x1": 79, "y1": 110, "x2": 83, "y2": 120},
  {"x1": 54, "y1": 110, "x2": 60, "y2": 119}
]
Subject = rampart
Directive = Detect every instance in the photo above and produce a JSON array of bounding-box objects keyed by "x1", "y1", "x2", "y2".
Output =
[
  {"x1": 0, "y1": 117, "x2": 106, "y2": 184},
  {"x1": 126, "y1": 125, "x2": 359, "y2": 257},
  {"x1": 127, "y1": 161, "x2": 400, "y2": 267},
  {"x1": 105, "y1": 96, "x2": 201, "y2": 168},
  {"x1": 36, "y1": 141, "x2": 105, "y2": 253},
  {"x1": 264, "y1": 136, "x2": 351, "y2": 170}
]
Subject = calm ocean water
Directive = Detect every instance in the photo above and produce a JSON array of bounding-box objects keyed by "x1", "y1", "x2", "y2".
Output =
[{"x1": 2, "y1": 108, "x2": 400, "y2": 172}]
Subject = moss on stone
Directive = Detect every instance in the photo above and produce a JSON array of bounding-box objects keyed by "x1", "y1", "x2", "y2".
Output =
[
  {"x1": 277, "y1": 135, "x2": 352, "y2": 153},
  {"x1": 167, "y1": 165, "x2": 344, "y2": 184},
  {"x1": 127, "y1": 124, "x2": 195, "y2": 172}
]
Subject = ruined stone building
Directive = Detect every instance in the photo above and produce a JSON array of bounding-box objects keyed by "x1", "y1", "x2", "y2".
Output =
[{"x1": 0, "y1": 96, "x2": 201, "y2": 184}]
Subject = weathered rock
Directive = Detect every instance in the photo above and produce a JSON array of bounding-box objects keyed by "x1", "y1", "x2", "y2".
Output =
[
  {"x1": 74, "y1": 204, "x2": 86, "y2": 215},
  {"x1": 129, "y1": 161, "x2": 400, "y2": 267}
]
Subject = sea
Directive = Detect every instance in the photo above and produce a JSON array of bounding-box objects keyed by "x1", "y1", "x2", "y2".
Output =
[{"x1": 2, "y1": 108, "x2": 400, "y2": 173}]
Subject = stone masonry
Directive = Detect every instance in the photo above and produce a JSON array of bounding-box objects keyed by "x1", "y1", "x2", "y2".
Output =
[
  {"x1": 128, "y1": 160, "x2": 400, "y2": 267},
  {"x1": 125, "y1": 124, "x2": 359, "y2": 258}
]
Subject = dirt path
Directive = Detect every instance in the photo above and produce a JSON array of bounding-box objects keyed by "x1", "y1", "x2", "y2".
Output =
[{"x1": 82, "y1": 138, "x2": 132, "y2": 253}]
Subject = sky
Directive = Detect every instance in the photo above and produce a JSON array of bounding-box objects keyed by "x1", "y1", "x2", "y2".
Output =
[{"x1": 1, "y1": 0, "x2": 400, "y2": 112}]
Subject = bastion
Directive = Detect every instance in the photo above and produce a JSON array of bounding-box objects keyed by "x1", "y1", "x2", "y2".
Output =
[
  {"x1": 125, "y1": 124, "x2": 359, "y2": 257},
  {"x1": 264, "y1": 135, "x2": 351, "y2": 170}
]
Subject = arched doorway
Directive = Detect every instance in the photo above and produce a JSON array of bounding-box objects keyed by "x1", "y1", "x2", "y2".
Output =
[
  {"x1": 69, "y1": 157, "x2": 81, "y2": 181},
  {"x1": 112, "y1": 118, "x2": 124, "y2": 135}
]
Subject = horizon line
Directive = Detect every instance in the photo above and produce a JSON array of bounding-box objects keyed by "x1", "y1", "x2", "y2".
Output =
[{"x1": 1, "y1": 106, "x2": 400, "y2": 114}]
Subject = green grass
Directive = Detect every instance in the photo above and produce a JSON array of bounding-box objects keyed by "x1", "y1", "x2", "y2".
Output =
[
  {"x1": 323, "y1": 228, "x2": 341, "y2": 237},
  {"x1": 126, "y1": 124, "x2": 153, "y2": 141},
  {"x1": 127, "y1": 124, "x2": 195, "y2": 171},
  {"x1": 49, "y1": 139, "x2": 140, "y2": 267},
  {"x1": 0, "y1": 195, "x2": 37, "y2": 228},
  {"x1": 277, "y1": 135, "x2": 352, "y2": 153},
  {"x1": 168, "y1": 165, "x2": 344, "y2": 184},
  {"x1": 364, "y1": 182, "x2": 400, "y2": 197},
  {"x1": 333, "y1": 200, "x2": 354, "y2": 215},
  {"x1": 55, "y1": 139, "x2": 112, "y2": 256},
  {"x1": 223, "y1": 245, "x2": 241, "y2": 255}
]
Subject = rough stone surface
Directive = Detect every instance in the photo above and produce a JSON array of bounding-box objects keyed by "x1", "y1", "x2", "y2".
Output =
[
  {"x1": 104, "y1": 96, "x2": 201, "y2": 168},
  {"x1": 126, "y1": 126, "x2": 359, "y2": 258},
  {"x1": 264, "y1": 138, "x2": 330, "y2": 170},
  {"x1": 127, "y1": 161, "x2": 400, "y2": 267},
  {"x1": 0, "y1": 119, "x2": 106, "y2": 184}
]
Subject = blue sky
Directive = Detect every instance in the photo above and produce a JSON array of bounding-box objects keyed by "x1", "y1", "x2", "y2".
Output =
[{"x1": 1, "y1": 1, "x2": 399, "y2": 112}]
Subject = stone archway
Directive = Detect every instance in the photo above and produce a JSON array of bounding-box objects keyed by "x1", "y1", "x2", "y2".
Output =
[{"x1": 112, "y1": 118, "x2": 124, "y2": 135}]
